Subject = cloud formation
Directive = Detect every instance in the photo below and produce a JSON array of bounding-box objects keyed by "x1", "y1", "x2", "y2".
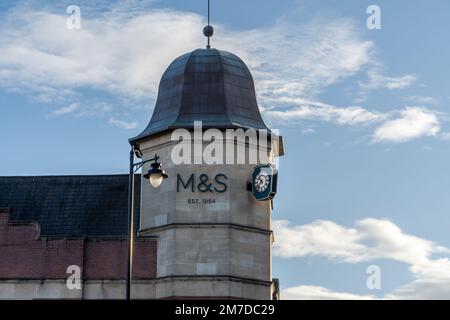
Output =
[
  {"x1": 363, "y1": 68, "x2": 417, "y2": 90},
  {"x1": 51, "y1": 103, "x2": 79, "y2": 116},
  {"x1": 282, "y1": 285, "x2": 375, "y2": 300},
  {"x1": 0, "y1": 7, "x2": 204, "y2": 101},
  {"x1": 274, "y1": 218, "x2": 450, "y2": 299},
  {"x1": 372, "y1": 107, "x2": 441, "y2": 143},
  {"x1": 0, "y1": 2, "x2": 444, "y2": 141},
  {"x1": 265, "y1": 99, "x2": 385, "y2": 126},
  {"x1": 108, "y1": 118, "x2": 138, "y2": 130},
  {"x1": 218, "y1": 18, "x2": 373, "y2": 101},
  {"x1": 0, "y1": 3, "x2": 379, "y2": 127},
  {"x1": 267, "y1": 100, "x2": 442, "y2": 143},
  {"x1": 0, "y1": 5, "x2": 375, "y2": 103}
]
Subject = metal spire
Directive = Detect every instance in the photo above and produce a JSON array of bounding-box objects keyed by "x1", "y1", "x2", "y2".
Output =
[{"x1": 203, "y1": 0, "x2": 214, "y2": 49}]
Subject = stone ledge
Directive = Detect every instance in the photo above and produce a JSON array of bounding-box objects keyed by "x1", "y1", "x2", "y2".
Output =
[
  {"x1": 154, "y1": 274, "x2": 273, "y2": 286},
  {"x1": 139, "y1": 222, "x2": 273, "y2": 236}
]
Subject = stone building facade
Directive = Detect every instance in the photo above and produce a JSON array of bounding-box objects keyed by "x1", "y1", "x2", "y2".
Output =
[{"x1": 0, "y1": 46, "x2": 283, "y2": 299}]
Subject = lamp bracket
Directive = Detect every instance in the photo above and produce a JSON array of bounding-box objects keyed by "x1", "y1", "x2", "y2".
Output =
[{"x1": 132, "y1": 153, "x2": 160, "y2": 173}]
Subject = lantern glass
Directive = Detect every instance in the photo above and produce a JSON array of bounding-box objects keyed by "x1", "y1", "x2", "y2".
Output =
[{"x1": 149, "y1": 172, "x2": 163, "y2": 188}]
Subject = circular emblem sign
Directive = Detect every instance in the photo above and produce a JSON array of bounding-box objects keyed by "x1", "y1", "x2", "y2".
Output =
[{"x1": 251, "y1": 164, "x2": 278, "y2": 201}]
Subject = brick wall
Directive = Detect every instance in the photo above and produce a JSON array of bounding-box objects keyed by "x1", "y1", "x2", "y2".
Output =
[{"x1": 0, "y1": 208, "x2": 157, "y2": 280}]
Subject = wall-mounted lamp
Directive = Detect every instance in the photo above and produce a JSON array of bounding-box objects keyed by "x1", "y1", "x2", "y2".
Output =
[{"x1": 126, "y1": 149, "x2": 168, "y2": 300}]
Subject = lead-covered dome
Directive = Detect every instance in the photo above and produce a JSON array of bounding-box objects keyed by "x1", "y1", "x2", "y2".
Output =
[{"x1": 130, "y1": 48, "x2": 268, "y2": 144}]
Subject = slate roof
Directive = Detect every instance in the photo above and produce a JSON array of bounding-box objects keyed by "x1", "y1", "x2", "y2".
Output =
[
  {"x1": 0, "y1": 175, "x2": 140, "y2": 238},
  {"x1": 130, "y1": 48, "x2": 269, "y2": 144}
]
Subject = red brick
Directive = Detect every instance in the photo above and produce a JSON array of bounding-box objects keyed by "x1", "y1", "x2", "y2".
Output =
[{"x1": 0, "y1": 208, "x2": 157, "y2": 280}]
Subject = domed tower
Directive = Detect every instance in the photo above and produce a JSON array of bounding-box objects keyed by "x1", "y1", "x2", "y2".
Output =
[
  {"x1": 130, "y1": 48, "x2": 269, "y2": 140},
  {"x1": 129, "y1": 45, "x2": 284, "y2": 299}
]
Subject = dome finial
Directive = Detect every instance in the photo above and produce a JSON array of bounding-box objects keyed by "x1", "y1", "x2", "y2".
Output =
[{"x1": 203, "y1": 0, "x2": 214, "y2": 49}]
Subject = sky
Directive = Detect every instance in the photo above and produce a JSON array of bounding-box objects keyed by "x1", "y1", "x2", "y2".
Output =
[{"x1": 1, "y1": 0, "x2": 450, "y2": 299}]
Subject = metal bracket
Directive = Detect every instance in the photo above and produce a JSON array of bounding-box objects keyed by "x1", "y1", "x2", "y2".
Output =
[{"x1": 132, "y1": 153, "x2": 159, "y2": 173}]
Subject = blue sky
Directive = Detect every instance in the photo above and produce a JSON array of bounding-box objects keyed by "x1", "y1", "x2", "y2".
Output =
[{"x1": 1, "y1": 0, "x2": 450, "y2": 299}]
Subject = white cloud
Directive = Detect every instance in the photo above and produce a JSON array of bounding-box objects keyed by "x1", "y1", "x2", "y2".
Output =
[
  {"x1": 108, "y1": 118, "x2": 138, "y2": 130},
  {"x1": 266, "y1": 99, "x2": 385, "y2": 126},
  {"x1": 0, "y1": 8, "x2": 204, "y2": 101},
  {"x1": 274, "y1": 219, "x2": 366, "y2": 262},
  {"x1": 386, "y1": 264, "x2": 450, "y2": 299},
  {"x1": 218, "y1": 18, "x2": 374, "y2": 101},
  {"x1": 274, "y1": 218, "x2": 450, "y2": 299},
  {"x1": 0, "y1": 3, "x2": 444, "y2": 143},
  {"x1": 405, "y1": 96, "x2": 438, "y2": 105},
  {"x1": 373, "y1": 107, "x2": 440, "y2": 143},
  {"x1": 51, "y1": 103, "x2": 78, "y2": 116},
  {"x1": 265, "y1": 100, "x2": 444, "y2": 144},
  {"x1": 380, "y1": 75, "x2": 417, "y2": 90},
  {"x1": 354, "y1": 68, "x2": 418, "y2": 105},
  {"x1": 273, "y1": 218, "x2": 448, "y2": 263},
  {"x1": 363, "y1": 68, "x2": 417, "y2": 90},
  {"x1": 282, "y1": 285, "x2": 375, "y2": 300},
  {"x1": 46, "y1": 101, "x2": 113, "y2": 119},
  {"x1": 0, "y1": 4, "x2": 375, "y2": 120}
]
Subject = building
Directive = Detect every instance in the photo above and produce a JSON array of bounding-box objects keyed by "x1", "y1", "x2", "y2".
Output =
[{"x1": 0, "y1": 43, "x2": 284, "y2": 299}]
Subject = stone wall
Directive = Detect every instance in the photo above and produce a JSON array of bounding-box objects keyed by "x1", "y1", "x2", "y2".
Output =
[{"x1": 136, "y1": 132, "x2": 277, "y2": 299}]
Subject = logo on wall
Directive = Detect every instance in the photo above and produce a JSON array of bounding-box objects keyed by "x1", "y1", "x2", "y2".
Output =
[
  {"x1": 251, "y1": 164, "x2": 278, "y2": 201},
  {"x1": 177, "y1": 173, "x2": 228, "y2": 193}
]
